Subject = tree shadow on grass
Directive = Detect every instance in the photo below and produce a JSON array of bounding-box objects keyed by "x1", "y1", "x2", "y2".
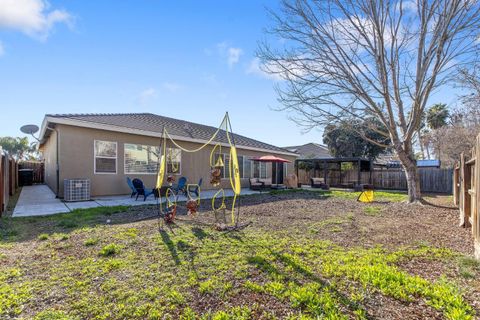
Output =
[
  {"x1": 241, "y1": 233, "x2": 364, "y2": 315},
  {"x1": 159, "y1": 229, "x2": 181, "y2": 265},
  {"x1": 191, "y1": 227, "x2": 209, "y2": 241}
]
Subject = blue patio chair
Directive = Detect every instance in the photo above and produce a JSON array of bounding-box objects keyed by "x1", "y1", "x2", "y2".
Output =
[
  {"x1": 187, "y1": 178, "x2": 203, "y2": 197},
  {"x1": 132, "y1": 178, "x2": 154, "y2": 201},
  {"x1": 126, "y1": 177, "x2": 138, "y2": 198},
  {"x1": 171, "y1": 177, "x2": 187, "y2": 196}
]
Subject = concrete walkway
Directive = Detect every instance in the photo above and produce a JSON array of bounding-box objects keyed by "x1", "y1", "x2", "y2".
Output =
[
  {"x1": 13, "y1": 185, "x2": 70, "y2": 217},
  {"x1": 12, "y1": 185, "x2": 260, "y2": 217}
]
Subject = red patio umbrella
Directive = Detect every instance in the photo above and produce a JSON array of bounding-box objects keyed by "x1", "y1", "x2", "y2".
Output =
[
  {"x1": 250, "y1": 155, "x2": 292, "y2": 186},
  {"x1": 250, "y1": 155, "x2": 292, "y2": 163}
]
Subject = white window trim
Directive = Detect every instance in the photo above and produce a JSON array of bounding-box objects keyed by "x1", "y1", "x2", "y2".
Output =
[
  {"x1": 123, "y1": 143, "x2": 159, "y2": 175},
  {"x1": 261, "y1": 162, "x2": 268, "y2": 179},
  {"x1": 166, "y1": 147, "x2": 182, "y2": 176},
  {"x1": 94, "y1": 140, "x2": 117, "y2": 175},
  {"x1": 220, "y1": 153, "x2": 229, "y2": 180},
  {"x1": 243, "y1": 156, "x2": 251, "y2": 180}
]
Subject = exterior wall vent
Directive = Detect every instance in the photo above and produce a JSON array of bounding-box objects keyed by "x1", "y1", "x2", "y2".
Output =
[{"x1": 64, "y1": 179, "x2": 90, "y2": 202}]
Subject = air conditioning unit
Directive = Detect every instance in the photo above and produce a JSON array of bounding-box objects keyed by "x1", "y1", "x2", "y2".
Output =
[{"x1": 64, "y1": 179, "x2": 90, "y2": 202}]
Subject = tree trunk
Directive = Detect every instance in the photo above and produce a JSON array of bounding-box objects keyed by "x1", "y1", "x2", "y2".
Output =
[
  {"x1": 403, "y1": 162, "x2": 422, "y2": 203},
  {"x1": 396, "y1": 146, "x2": 422, "y2": 203}
]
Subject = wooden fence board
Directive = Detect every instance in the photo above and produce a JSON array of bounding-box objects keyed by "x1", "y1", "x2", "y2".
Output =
[
  {"x1": 0, "y1": 152, "x2": 18, "y2": 215},
  {"x1": 456, "y1": 135, "x2": 480, "y2": 259}
]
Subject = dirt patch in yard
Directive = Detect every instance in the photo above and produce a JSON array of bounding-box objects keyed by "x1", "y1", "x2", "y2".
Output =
[{"x1": 0, "y1": 190, "x2": 478, "y2": 319}]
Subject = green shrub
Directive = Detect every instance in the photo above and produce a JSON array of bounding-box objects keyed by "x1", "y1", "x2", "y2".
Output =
[
  {"x1": 84, "y1": 238, "x2": 98, "y2": 247},
  {"x1": 38, "y1": 234, "x2": 49, "y2": 241},
  {"x1": 98, "y1": 244, "x2": 121, "y2": 257},
  {"x1": 34, "y1": 310, "x2": 71, "y2": 320}
]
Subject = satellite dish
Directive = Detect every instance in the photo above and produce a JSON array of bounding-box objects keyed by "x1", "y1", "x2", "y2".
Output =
[{"x1": 20, "y1": 124, "x2": 39, "y2": 135}]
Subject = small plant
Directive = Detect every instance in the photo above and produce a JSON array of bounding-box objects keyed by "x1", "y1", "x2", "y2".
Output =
[
  {"x1": 168, "y1": 289, "x2": 185, "y2": 305},
  {"x1": 99, "y1": 244, "x2": 121, "y2": 257},
  {"x1": 244, "y1": 280, "x2": 264, "y2": 293},
  {"x1": 34, "y1": 309, "x2": 70, "y2": 320},
  {"x1": 458, "y1": 256, "x2": 480, "y2": 279},
  {"x1": 364, "y1": 206, "x2": 381, "y2": 216},
  {"x1": 38, "y1": 234, "x2": 49, "y2": 241},
  {"x1": 84, "y1": 238, "x2": 98, "y2": 246},
  {"x1": 199, "y1": 279, "x2": 215, "y2": 294},
  {"x1": 53, "y1": 233, "x2": 70, "y2": 241}
]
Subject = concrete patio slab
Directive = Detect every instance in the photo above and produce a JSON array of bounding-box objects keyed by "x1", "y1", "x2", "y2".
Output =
[
  {"x1": 13, "y1": 185, "x2": 70, "y2": 217},
  {"x1": 13, "y1": 185, "x2": 261, "y2": 217}
]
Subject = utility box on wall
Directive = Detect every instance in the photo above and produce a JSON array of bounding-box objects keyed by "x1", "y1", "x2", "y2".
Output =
[{"x1": 64, "y1": 179, "x2": 90, "y2": 202}]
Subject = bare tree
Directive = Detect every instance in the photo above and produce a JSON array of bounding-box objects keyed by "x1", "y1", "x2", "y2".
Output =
[{"x1": 258, "y1": 0, "x2": 480, "y2": 202}]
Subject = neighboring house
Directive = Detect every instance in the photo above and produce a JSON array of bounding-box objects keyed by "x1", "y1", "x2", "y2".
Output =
[
  {"x1": 38, "y1": 113, "x2": 298, "y2": 198},
  {"x1": 283, "y1": 143, "x2": 332, "y2": 159}
]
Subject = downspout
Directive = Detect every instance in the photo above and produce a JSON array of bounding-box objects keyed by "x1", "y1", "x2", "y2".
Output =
[{"x1": 45, "y1": 126, "x2": 60, "y2": 198}]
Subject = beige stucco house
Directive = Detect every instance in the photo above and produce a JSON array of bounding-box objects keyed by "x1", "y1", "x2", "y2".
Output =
[{"x1": 38, "y1": 113, "x2": 298, "y2": 198}]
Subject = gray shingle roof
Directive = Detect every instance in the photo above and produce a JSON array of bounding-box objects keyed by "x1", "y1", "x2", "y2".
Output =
[
  {"x1": 283, "y1": 143, "x2": 332, "y2": 159},
  {"x1": 46, "y1": 113, "x2": 296, "y2": 155}
]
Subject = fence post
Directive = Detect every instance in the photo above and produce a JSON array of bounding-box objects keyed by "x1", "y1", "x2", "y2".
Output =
[
  {"x1": 453, "y1": 163, "x2": 459, "y2": 206},
  {"x1": 0, "y1": 153, "x2": 3, "y2": 216},
  {"x1": 459, "y1": 153, "x2": 467, "y2": 227},
  {"x1": 473, "y1": 136, "x2": 480, "y2": 259}
]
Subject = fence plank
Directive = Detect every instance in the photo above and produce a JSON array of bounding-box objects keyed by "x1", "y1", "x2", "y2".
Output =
[{"x1": 475, "y1": 136, "x2": 480, "y2": 259}]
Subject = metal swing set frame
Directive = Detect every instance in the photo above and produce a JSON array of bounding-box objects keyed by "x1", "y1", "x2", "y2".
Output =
[{"x1": 155, "y1": 112, "x2": 246, "y2": 230}]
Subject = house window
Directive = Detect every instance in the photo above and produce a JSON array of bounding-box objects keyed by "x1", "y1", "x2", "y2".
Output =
[
  {"x1": 244, "y1": 158, "x2": 252, "y2": 178},
  {"x1": 94, "y1": 140, "x2": 117, "y2": 174},
  {"x1": 124, "y1": 144, "x2": 159, "y2": 174},
  {"x1": 215, "y1": 154, "x2": 246, "y2": 179},
  {"x1": 253, "y1": 161, "x2": 267, "y2": 179},
  {"x1": 166, "y1": 148, "x2": 182, "y2": 174},
  {"x1": 238, "y1": 155, "x2": 244, "y2": 178}
]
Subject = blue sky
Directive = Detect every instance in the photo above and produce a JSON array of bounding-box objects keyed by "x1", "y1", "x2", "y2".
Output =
[{"x1": 0, "y1": 0, "x2": 460, "y2": 147}]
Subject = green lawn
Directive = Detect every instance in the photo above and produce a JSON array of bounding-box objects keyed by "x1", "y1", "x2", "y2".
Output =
[{"x1": 0, "y1": 191, "x2": 477, "y2": 319}]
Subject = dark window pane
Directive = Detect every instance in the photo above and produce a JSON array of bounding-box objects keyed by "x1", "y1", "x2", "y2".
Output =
[{"x1": 95, "y1": 158, "x2": 116, "y2": 173}]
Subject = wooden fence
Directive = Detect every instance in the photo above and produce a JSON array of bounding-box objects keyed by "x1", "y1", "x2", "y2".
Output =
[
  {"x1": 453, "y1": 134, "x2": 480, "y2": 260},
  {"x1": 373, "y1": 168, "x2": 453, "y2": 194},
  {"x1": 0, "y1": 149, "x2": 18, "y2": 216},
  {"x1": 298, "y1": 167, "x2": 453, "y2": 194},
  {"x1": 19, "y1": 161, "x2": 45, "y2": 184}
]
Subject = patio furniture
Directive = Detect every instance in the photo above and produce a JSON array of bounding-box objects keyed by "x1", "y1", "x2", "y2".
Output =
[
  {"x1": 132, "y1": 178, "x2": 154, "y2": 201},
  {"x1": 249, "y1": 178, "x2": 264, "y2": 191},
  {"x1": 171, "y1": 177, "x2": 187, "y2": 196},
  {"x1": 258, "y1": 178, "x2": 272, "y2": 189},
  {"x1": 249, "y1": 178, "x2": 272, "y2": 191},
  {"x1": 126, "y1": 177, "x2": 138, "y2": 198},
  {"x1": 187, "y1": 178, "x2": 202, "y2": 197},
  {"x1": 310, "y1": 178, "x2": 329, "y2": 190}
]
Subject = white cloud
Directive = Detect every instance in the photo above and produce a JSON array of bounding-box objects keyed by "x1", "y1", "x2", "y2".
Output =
[
  {"x1": 211, "y1": 42, "x2": 243, "y2": 67},
  {"x1": 0, "y1": 0, "x2": 72, "y2": 40},
  {"x1": 227, "y1": 47, "x2": 242, "y2": 67},
  {"x1": 0, "y1": 41, "x2": 4, "y2": 56},
  {"x1": 246, "y1": 57, "x2": 293, "y2": 81},
  {"x1": 161, "y1": 82, "x2": 183, "y2": 93},
  {"x1": 139, "y1": 88, "x2": 158, "y2": 105}
]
